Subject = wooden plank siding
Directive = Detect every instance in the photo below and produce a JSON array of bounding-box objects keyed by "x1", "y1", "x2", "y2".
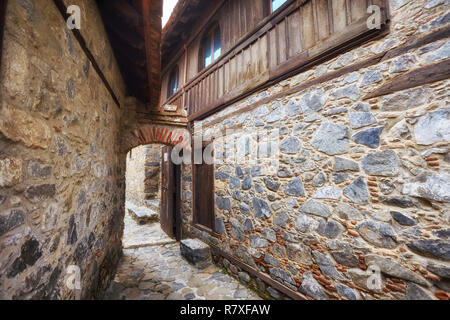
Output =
[{"x1": 160, "y1": 0, "x2": 389, "y2": 120}]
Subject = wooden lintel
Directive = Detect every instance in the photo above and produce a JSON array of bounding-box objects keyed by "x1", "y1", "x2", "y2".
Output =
[{"x1": 364, "y1": 59, "x2": 450, "y2": 100}]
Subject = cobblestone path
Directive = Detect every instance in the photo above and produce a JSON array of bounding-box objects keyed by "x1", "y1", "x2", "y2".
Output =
[{"x1": 104, "y1": 210, "x2": 261, "y2": 300}]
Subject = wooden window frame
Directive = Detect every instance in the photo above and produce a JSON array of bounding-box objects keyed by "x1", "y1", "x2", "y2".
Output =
[
  {"x1": 167, "y1": 65, "x2": 180, "y2": 99},
  {"x1": 199, "y1": 23, "x2": 221, "y2": 72},
  {"x1": 191, "y1": 140, "x2": 216, "y2": 233}
]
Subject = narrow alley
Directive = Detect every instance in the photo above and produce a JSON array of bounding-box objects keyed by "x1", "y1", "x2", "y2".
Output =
[{"x1": 104, "y1": 202, "x2": 261, "y2": 300}]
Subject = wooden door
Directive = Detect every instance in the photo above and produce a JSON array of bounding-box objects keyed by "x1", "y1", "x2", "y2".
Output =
[
  {"x1": 193, "y1": 146, "x2": 215, "y2": 231},
  {"x1": 160, "y1": 146, "x2": 181, "y2": 240}
]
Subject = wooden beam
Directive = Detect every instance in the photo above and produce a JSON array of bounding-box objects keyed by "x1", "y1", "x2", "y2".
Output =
[
  {"x1": 364, "y1": 59, "x2": 450, "y2": 100},
  {"x1": 103, "y1": 17, "x2": 145, "y2": 51},
  {"x1": 141, "y1": 0, "x2": 162, "y2": 112},
  {"x1": 0, "y1": 0, "x2": 7, "y2": 66},
  {"x1": 209, "y1": 244, "x2": 307, "y2": 300},
  {"x1": 53, "y1": 0, "x2": 120, "y2": 108}
]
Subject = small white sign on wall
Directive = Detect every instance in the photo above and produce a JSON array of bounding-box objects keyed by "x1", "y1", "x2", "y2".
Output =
[{"x1": 164, "y1": 152, "x2": 168, "y2": 162}]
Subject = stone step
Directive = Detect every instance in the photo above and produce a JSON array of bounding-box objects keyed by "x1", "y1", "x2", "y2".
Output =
[
  {"x1": 180, "y1": 239, "x2": 212, "y2": 269},
  {"x1": 126, "y1": 203, "x2": 159, "y2": 225},
  {"x1": 146, "y1": 199, "x2": 160, "y2": 212}
]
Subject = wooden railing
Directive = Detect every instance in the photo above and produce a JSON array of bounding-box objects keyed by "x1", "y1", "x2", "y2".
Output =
[{"x1": 161, "y1": 0, "x2": 389, "y2": 121}]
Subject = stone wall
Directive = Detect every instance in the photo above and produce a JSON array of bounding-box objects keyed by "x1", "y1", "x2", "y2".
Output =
[
  {"x1": 0, "y1": 0, "x2": 128, "y2": 299},
  {"x1": 126, "y1": 144, "x2": 162, "y2": 207},
  {"x1": 182, "y1": 0, "x2": 450, "y2": 300},
  {"x1": 126, "y1": 146, "x2": 147, "y2": 207}
]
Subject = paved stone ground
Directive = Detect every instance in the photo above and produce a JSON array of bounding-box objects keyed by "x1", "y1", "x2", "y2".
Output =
[
  {"x1": 122, "y1": 206, "x2": 174, "y2": 249},
  {"x1": 104, "y1": 208, "x2": 261, "y2": 300}
]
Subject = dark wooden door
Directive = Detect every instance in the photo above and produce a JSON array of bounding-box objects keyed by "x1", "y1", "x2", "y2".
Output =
[
  {"x1": 160, "y1": 146, "x2": 181, "y2": 240},
  {"x1": 193, "y1": 146, "x2": 215, "y2": 230}
]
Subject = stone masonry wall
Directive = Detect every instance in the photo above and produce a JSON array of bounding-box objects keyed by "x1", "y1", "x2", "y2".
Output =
[
  {"x1": 126, "y1": 145, "x2": 148, "y2": 207},
  {"x1": 182, "y1": 0, "x2": 450, "y2": 300},
  {"x1": 126, "y1": 144, "x2": 161, "y2": 207},
  {"x1": 0, "y1": 0, "x2": 128, "y2": 299}
]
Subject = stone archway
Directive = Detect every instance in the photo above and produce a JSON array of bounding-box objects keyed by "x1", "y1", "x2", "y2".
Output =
[{"x1": 124, "y1": 124, "x2": 190, "y2": 154}]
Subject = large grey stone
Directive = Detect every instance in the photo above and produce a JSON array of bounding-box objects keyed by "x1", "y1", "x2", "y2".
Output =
[
  {"x1": 356, "y1": 221, "x2": 398, "y2": 249},
  {"x1": 300, "y1": 200, "x2": 331, "y2": 218},
  {"x1": 299, "y1": 272, "x2": 327, "y2": 300},
  {"x1": 380, "y1": 196, "x2": 419, "y2": 208},
  {"x1": 7, "y1": 238, "x2": 42, "y2": 278},
  {"x1": 286, "y1": 99, "x2": 301, "y2": 116},
  {"x1": 390, "y1": 211, "x2": 417, "y2": 226},
  {"x1": 317, "y1": 219, "x2": 345, "y2": 239},
  {"x1": 25, "y1": 184, "x2": 56, "y2": 202},
  {"x1": 361, "y1": 70, "x2": 382, "y2": 86},
  {"x1": 403, "y1": 172, "x2": 450, "y2": 202},
  {"x1": 343, "y1": 177, "x2": 369, "y2": 204},
  {"x1": 349, "y1": 112, "x2": 377, "y2": 129},
  {"x1": 274, "y1": 211, "x2": 289, "y2": 226},
  {"x1": 284, "y1": 177, "x2": 305, "y2": 197},
  {"x1": 295, "y1": 214, "x2": 319, "y2": 233},
  {"x1": 262, "y1": 228, "x2": 277, "y2": 243},
  {"x1": 365, "y1": 255, "x2": 428, "y2": 286},
  {"x1": 280, "y1": 136, "x2": 301, "y2": 154},
  {"x1": 427, "y1": 263, "x2": 450, "y2": 279},
  {"x1": 250, "y1": 235, "x2": 268, "y2": 248},
  {"x1": 362, "y1": 150, "x2": 400, "y2": 177},
  {"x1": 127, "y1": 205, "x2": 158, "y2": 225},
  {"x1": 264, "y1": 254, "x2": 280, "y2": 267},
  {"x1": 286, "y1": 243, "x2": 313, "y2": 265},
  {"x1": 312, "y1": 251, "x2": 345, "y2": 280},
  {"x1": 332, "y1": 84, "x2": 360, "y2": 101},
  {"x1": 311, "y1": 172, "x2": 327, "y2": 187},
  {"x1": 269, "y1": 268, "x2": 296, "y2": 286},
  {"x1": 414, "y1": 108, "x2": 450, "y2": 145},
  {"x1": 216, "y1": 197, "x2": 232, "y2": 211},
  {"x1": 266, "y1": 105, "x2": 286, "y2": 123},
  {"x1": 252, "y1": 198, "x2": 272, "y2": 219},
  {"x1": 300, "y1": 89, "x2": 326, "y2": 114},
  {"x1": 334, "y1": 157, "x2": 359, "y2": 172},
  {"x1": 242, "y1": 175, "x2": 252, "y2": 190},
  {"x1": 215, "y1": 217, "x2": 226, "y2": 235},
  {"x1": 405, "y1": 283, "x2": 433, "y2": 300},
  {"x1": 264, "y1": 177, "x2": 281, "y2": 192},
  {"x1": 331, "y1": 250, "x2": 359, "y2": 268},
  {"x1": 311, "y1": 121, "x2": 350, "y2": 155},
  {"x1": 352, "y1": 126, "x2": 384, "y2": 148},
  {"x1": 180, "y1": 239, "x2": 212, "y2": 269},
  {"x1": 336, "y1": 203, "x2": 364, "y2": 220},
  {"x1": 407, "y1": 239, "x2": 450, "y2": 260},
  {"x1": 0, "y1": 209, "x2": 26, "y2": 237},
  {"x1": 313, "y1": 186, "x2": 342, "y2": 200},
  {"x1": 230, "y1": 218, "x2": 245, "y2": 241},
  {"x1": 335, "y1": 283, "x2": 358, "y2": 300}
]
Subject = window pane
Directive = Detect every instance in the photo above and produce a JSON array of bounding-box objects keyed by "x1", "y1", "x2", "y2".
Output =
[
  {"x1": 213, "y1": 27, "x2": 221, "y2": 60},
  {"x1": 169, "y1": 69, "x2": 179, "y2": 96},
  {"x1": 272, "y1": 0, "x2": 287, "y2": 12},
  {"x1": 204, "y1": 37, "x2": 212, "y2": 67}
]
